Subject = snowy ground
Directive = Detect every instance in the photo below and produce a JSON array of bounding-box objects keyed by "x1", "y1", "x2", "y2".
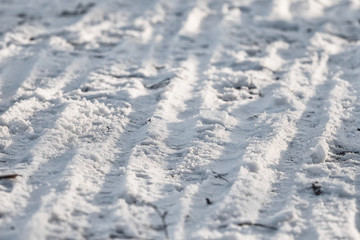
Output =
[{"x1": 1, "y1": 0, "x2": 360, "y2": 239}]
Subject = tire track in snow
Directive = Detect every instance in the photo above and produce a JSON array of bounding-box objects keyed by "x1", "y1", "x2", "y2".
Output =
[
  {"x1": 81, "y1": 82, "x2": 167, "y2": 239},
  {"x1": 331, "y1": 48, "x2": 360, "y2": 237},
  {"x1": 177, "y1": 81, "x2": 290, "y2": 237},
  {"x1": 21, "y1": 105, "x2": 123, "y2": 240},
  {"x1": 182, "y1": 16, "x2": 335, "y2": 239},
  {"x1": 301, "y1": 45, "x2": 360, "y2": 239},
  {"x1": 82, "y1": 1, "x2": 228, "y2": 239},
  {"x1": 304, "y1": 78, "x2": 356, "y2": 239},
  {"x1": 134, "y1": 2, "x2": 231, "y2": 239},
  {"x1": 157, "y1": 5, "x2": 244, "y2": 238},
  {"x1": 0, "y1": 49, "x2": 38, "y2": 112},
  {"x1": 0, "y1": 0, "x2": 97, "y2": 114},
  {"x1": 0, "y1": 0, "x2": 110, "y2": 113},
  {"x1": 178, "y1": 1, "x2": 356, "y2": 237},
  {"x1": 3, "y1": 0, "x2": 217, "y2": 239},
  {"x1": 0, "y1": 16, "x2": 126, "y2": 237},
  {"x1": 0, "y1": 64, "x2": 115, "y2": 239},
  {"x1": 247, "y1": 51, "x2": 358, "y2": 239},
  {"x1": 193, "y1": 3, "x2": 360, "y2": 238},
  {"x1": 0, "y1": 44, "x2": 95, "y2": 166},
  {"x1": 0, "y1": 100, "x2": 69, "y2": 236},
  {"x1": 252, "y1": 76, "x2": 343, "y2": 239},
  {"x1": 164, "y1": 2, "x2": 302, "y2": 238},
  {"x1": 130, "y1": 1, "x2": 282, "y2": 238},
  {"x1": 66, "y1": 1, "x2": 200, "y2": 239},
  {"x1": 8, "y1": 1, "x2": 169, "y2": 237},
  {"x1": 0, "y1": 48, "x2": 75, "y2": 166},
  {"x1": 0, "y1": 62, "x2": 130, "y2": 238},
  {"x1": 241, "y1": 5, "x2": 360, "y2": 236}
]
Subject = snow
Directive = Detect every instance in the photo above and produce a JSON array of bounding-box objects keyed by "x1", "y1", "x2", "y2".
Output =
[
  {"x1": 1, "y1": 0, "x2": 360, "y2": 239},
  {"x1": 312, "y1": 140, "x2": 329, "y2": 164}
]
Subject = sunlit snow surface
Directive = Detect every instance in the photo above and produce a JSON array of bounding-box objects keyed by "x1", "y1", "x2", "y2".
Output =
[{"x1": 1, "y1": 0, "x2": 360, "y2": 239}]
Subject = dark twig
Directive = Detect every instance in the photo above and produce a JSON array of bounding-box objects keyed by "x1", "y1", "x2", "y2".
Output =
[
  {"x1": 336, "y1": 150, "x2": 359, "y2": 156},
  {"x1": 154, "y1": 65, "x2": 165, "y2": 71},
  {"x1": 0, "y1": 174, "x2": 22, "y2": 180},
  {"x1": 146, "y1": 78, "x2": 171, "y2": 90},
  {"x1": 125, "y1": 198, "x2": 170, "y2": 240},
  {"x1": 147, "y1": 203, "x2": 170, "y2": 240},
  {"x1": 60, "y1": 3, "x2": 95, "y2": 17},
  {"x1": 107, "y1": 73, "x2": 146, "y2": 79},
  {"x1": 236, "y1": 221, "x2": 277, "y2": 230},
  {"x1": 109, "y1": 233, "x2": 153, "y2": 240},
  {"x1": 212, "y1": 171, "x2": 229, "y2": 183}
]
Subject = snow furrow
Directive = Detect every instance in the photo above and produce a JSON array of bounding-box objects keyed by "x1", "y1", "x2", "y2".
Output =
[
  {"x1": 247, "y1": 39, "x2": 360, "y2": 240},
  {"x1": 83, "y1": 2, "x2": 226, "y2": 239},
  {"x1": 0, "y1": 97, "x2": 122, "y2": 239},
  {"x1": 67, "y1": 2, "x2": 204, "y2": 239},
  {"x1": 329, "y1": 45, "x2": 360, "y2": 237}
]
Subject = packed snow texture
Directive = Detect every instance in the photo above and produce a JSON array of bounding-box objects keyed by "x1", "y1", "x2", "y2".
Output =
[{"x1": 1, "y1": 0, "x2": 360, "y2": 239}]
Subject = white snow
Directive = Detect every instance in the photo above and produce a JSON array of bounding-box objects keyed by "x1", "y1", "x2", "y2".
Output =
[
  {"x1": 312, "y1": 140, "x2": 329, "y2": 164},
  {"x1": 1, "y1": 0, "x2": 360, "y2": 239},
  {"x1": 180, "y1": 7, "x2": 209, "y2": 35}
]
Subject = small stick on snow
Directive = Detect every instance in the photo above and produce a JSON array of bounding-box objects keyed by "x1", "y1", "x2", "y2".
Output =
[
  {"x1": 147, "y1": 203, "x2": 170, "y2": 240},
  {"x1": 109, "y1": 233, "x2": 152, "y2": 240},
  {"x1": 0, "y1": 174, "x2": 22, "y2": 180},
  {"x1": 236, "y1": 221, "x2": 277, "y2": 230},
  {"x1": 212, "y1": 171, "x2": 229, "y2": 183}
]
